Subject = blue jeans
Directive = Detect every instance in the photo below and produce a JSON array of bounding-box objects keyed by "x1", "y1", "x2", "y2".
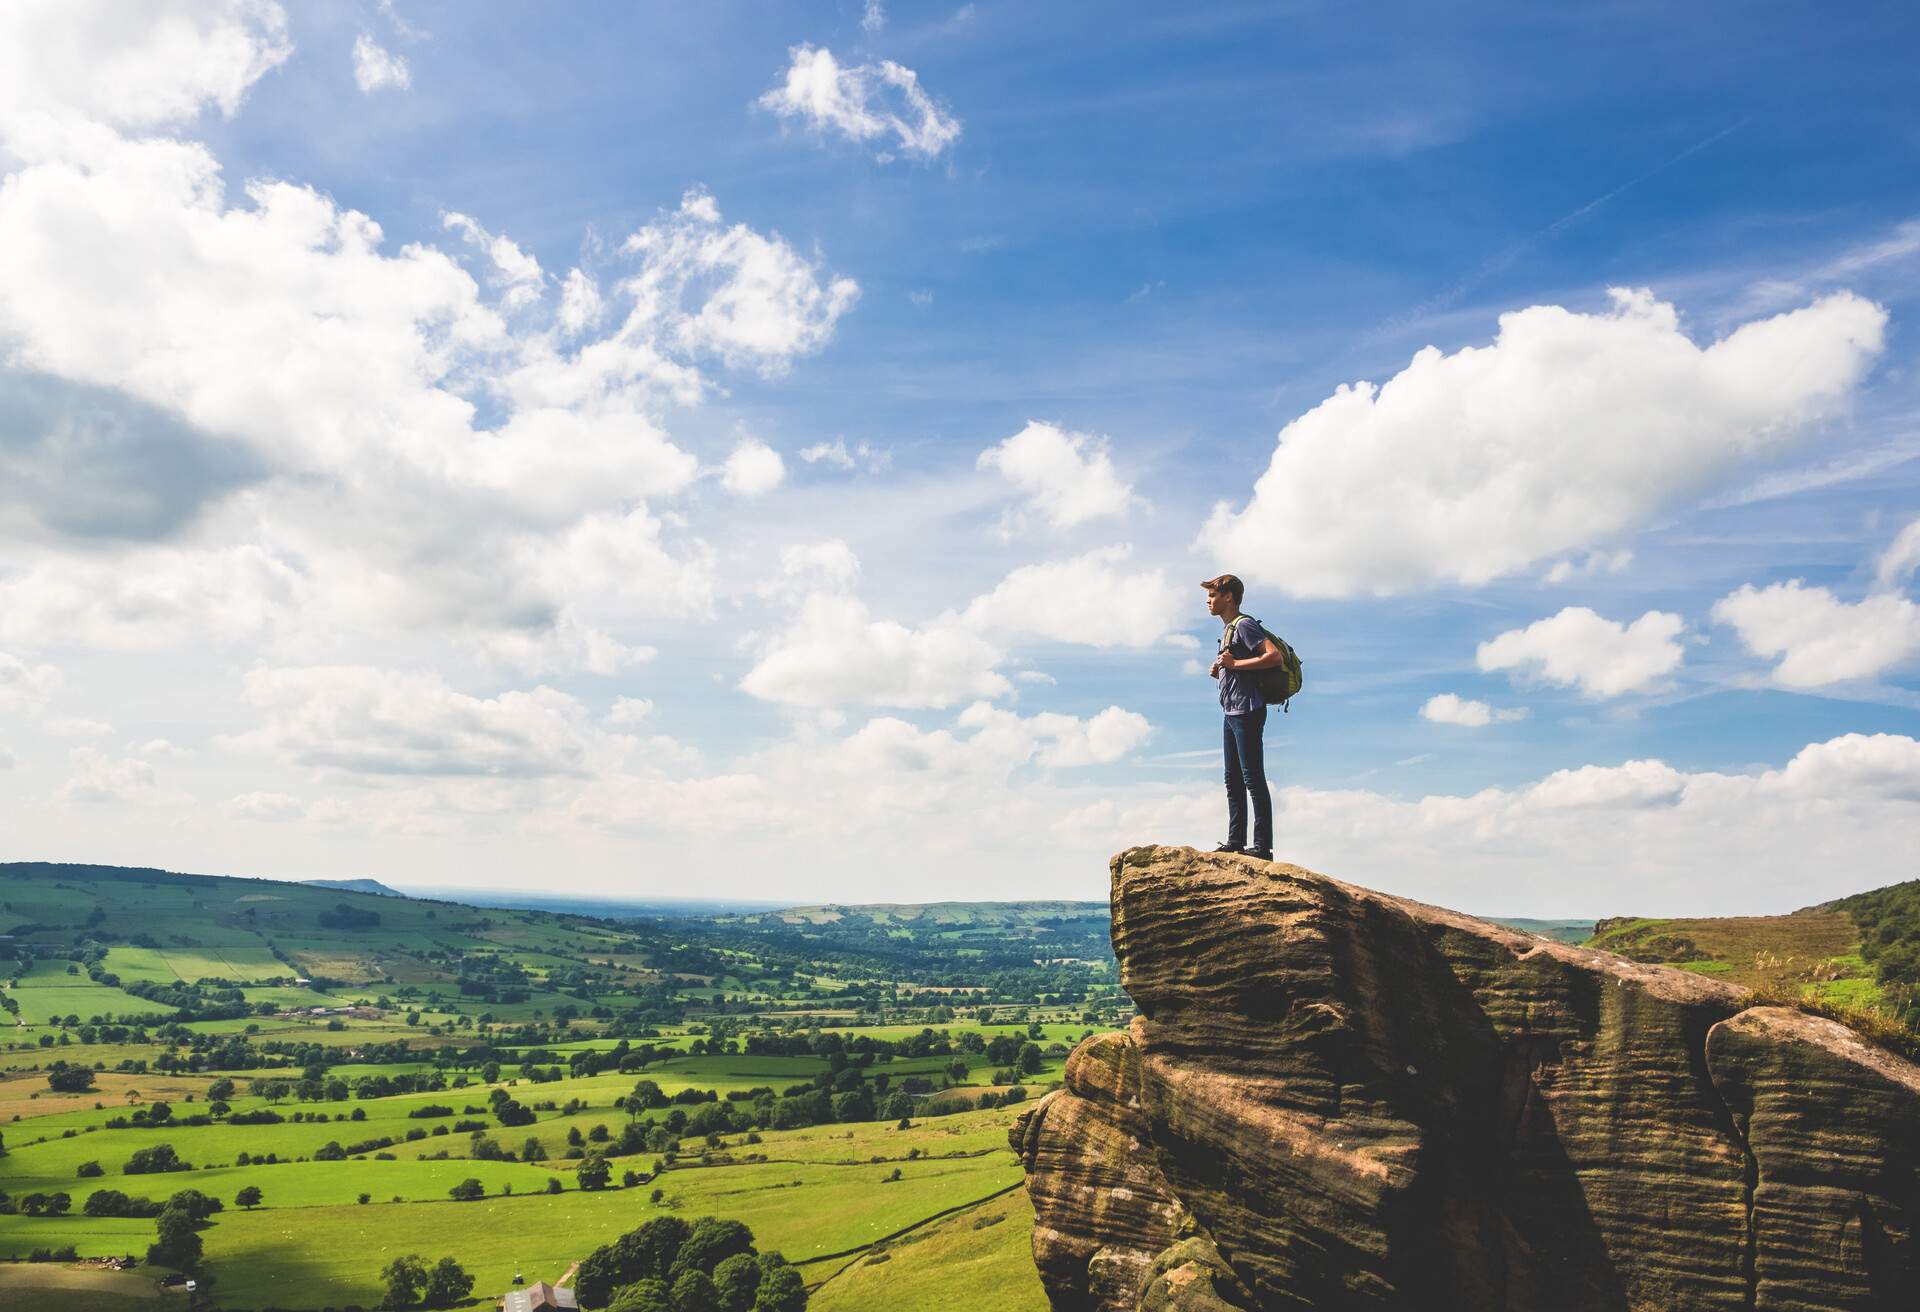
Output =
[{"x1": 1223, "y1": 708, "x2": 1272, "y2": 853}]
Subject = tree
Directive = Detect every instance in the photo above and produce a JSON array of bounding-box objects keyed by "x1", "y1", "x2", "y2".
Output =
[
  {"x1": 448, "y1": 1177, "x2": 485, "y2": 1202},
  {"x1": 163, "y1": 1189, "x2": 222, "y2": 1222},
  {"x1": 629, "y1": 1078, "x2": 668, "y2": 1111},
  {"x1": 522, "y1": 1136, "x2": 546, "y2": 1162},
  {"x1": 422, "y1": 1256, "x2": 475, "y2": 1308},
  {"x1": 381, "y1": 1253, "x2": 429, "y2": 1309},
  {"x1": 671, "y1": 1269, "x2": 720, "y2": 1312},
  {"x1": 608, "y1": 1279, "x2": 672, "y2": 1312},
  {"x1": 712, "y1": 1252, "x2": 762, "y2": 1312},
  {"x1": 47, "y1": 1062, "x2": 95, "y2": 1093},
  {"x1": 675, "y1": 1218, "x2": 754, "y2": 1281},
  {"x1": 125, "y1": 1143, "x2": 190, "y2": 1174},
  {"x1": 751, "y1": 1262, "x2": 807, "y2": 1312},
  {"x1": 207, "y1": 1078, "x2": 236, "y2": 1102},
  {"x1": 235, "y1": 1185, "x2": 263, "y2": 1210},
  {"x1": 1018, "y1": 1042, "x2": 1045, "y2": 1075},
  {"x1": 577, "y1": 1153, "x2": 611, "y2": 1191},
  {"x1": 76, "y1": 1160, "x2": 103, "y2": 1177},
  {"x1": 19, "y1": 1191, "x2": 71, "y2": 1216},
  {"x1": 147, "y1": 1205, "x2": 202, "y2": 1271}
]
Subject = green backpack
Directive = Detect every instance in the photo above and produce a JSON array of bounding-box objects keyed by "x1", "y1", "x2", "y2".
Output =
[{"x1": 1226, "y1": 615, "x2": 1304, "y2": 712}]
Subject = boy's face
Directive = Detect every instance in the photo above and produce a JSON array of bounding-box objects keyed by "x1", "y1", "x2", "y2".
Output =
[{"x1": 1205, "y1": 587, "x2": 1233, "y2": 617}]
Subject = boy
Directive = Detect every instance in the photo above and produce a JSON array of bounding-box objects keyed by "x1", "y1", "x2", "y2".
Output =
[{"x1": 1203, "y1": 574, "x2": 1284, "y2": 861}]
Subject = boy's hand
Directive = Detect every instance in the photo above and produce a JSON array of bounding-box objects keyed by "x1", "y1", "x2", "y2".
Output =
[{"x1": 1216, "y1": 651, "x2": 1236, "y2": 671}]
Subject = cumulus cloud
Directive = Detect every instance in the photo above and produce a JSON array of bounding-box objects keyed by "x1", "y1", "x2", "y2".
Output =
[
  {"x1": 798, "y1": 438, "x2": 888, "y2": 472},
  {"x1": 1876, "y1": 518, "x2": 1920, "y2": 591},
  {"x1": 351, "y1": 33, "x2": 411, "y2": 94},
  {"x1": 227, "y1": 666, "x2": 623, "y2": 778},
  {"x1": 0, "y1": 651, "x2": 61, "y2": 711},
  {"x1": 1477, "y1": 607, "x2": 1686, "y2": 698},
  {"x1": 607, "y1": 696, "x2": 655, "y2": 726},
  {"x1": 954, "y1": 702, "x2": 1152, "y2": 768},
  {"x1": 1419, "y1": 694, "x2": 1527, "y2": 727},
  {"x1": 0, "y1": 29, "x2": 850, "y2": 674},
  {"x1": 740, "y1": 593, "x2": 1009, "y2": 709},
  {"x1": 1202, "y1": 289, "x2": 1886, "y2": 596},
  {"x1": 1061, "y1": 732, "x2": 1920, "y2": 913},
  {"x1": 0, "y1": 546, "x2": 304, "y2": 651},
  {"x1": 443, "y1": 211, "x2": 542, "y2": 308},
  {"x1": 227, "y1": 790, "x2": 304, "y2": 820},
  {"x1": 1712, "y1": 581, "x2": 1920, "y2": 688},
  {"x1": 721, "y1": 439, "x2": 786, "y2": 497},
  {"x1": 757, "y1": 44, "x2": 961, "y2": 161},
  {"x1": 777, "y1": 540, "x2": 861, "y2": 590},
  {"x1": 961, "y1": 546, "x2": 1187, "y2": 648},
  {"x1": 978, "y1": 421, "x2": 1135, "y2": 533},
  {"x1": 0, "y1": 0, "x2": 291, "y2": 137},
  {"x1": 623, "y1": 189, "x2": 860, "y2": 375},
  {"x1": 58, "y1": 747, "x2": 156, "y2": 803}
]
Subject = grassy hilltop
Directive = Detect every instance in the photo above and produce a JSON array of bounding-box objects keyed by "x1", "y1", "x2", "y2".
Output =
[
  {"x1": 0, "y1": 862, "x2": 1122, "y2": 1311},
  {"x1": 1583, "y1": 876, "x2": 1920, "y2": 1039}
]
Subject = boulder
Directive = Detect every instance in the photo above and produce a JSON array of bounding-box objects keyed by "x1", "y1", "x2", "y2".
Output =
[{"x1": 1014, "y1": 845, "x2": 1920, "y2": 1311}]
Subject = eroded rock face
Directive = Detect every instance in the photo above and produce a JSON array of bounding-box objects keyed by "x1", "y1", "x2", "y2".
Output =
[{"x1": 1013, "y1": 845, "x2": 1920, "y2": 1311}]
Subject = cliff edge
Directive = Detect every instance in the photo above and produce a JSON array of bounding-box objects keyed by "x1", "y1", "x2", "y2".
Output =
[{"x1": 1010, "y1": 845, "x2": 1920, "y2": 1311}]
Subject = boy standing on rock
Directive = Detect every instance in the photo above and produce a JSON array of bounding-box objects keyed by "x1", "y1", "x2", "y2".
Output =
[{"x1": 1204, "y1": 574, "x2": 1284, "y2": 861}]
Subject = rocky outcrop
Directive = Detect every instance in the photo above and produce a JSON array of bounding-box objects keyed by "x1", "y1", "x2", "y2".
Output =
[{"x1": 1011, "y1": 846, "x2": 1920, "y2": 1311}]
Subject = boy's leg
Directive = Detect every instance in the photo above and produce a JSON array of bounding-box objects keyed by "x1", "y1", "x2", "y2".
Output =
[
  {"x1": 1242, "y1": 706, "x2": 1273, "y2": 855},
  {"x1": 1222, "y1": 714, "x2": 1247, "y2": 850}
]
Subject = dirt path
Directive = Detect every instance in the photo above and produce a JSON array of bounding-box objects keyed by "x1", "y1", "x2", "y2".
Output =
[{"x1": 555, "y1": 1261, "x2": 580, "y2": 1288}]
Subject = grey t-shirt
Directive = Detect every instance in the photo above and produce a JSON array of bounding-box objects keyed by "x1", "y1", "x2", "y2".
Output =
[{"x1": 1217, "y1": 614, "x2": 1267, "y2": 715}]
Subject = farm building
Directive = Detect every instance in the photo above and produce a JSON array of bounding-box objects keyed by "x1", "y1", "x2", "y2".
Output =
[{"x1": 502, "y1": 1282, "x2": 577, "y2": 1312}]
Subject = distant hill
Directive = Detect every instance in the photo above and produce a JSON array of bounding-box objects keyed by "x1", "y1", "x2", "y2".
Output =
[
  {"x1": 739, "y1": 901, "x2": 1110, "y2": 927},
  {"x1": 300, "y1": 877, "x2": 403, "y2": 897}
]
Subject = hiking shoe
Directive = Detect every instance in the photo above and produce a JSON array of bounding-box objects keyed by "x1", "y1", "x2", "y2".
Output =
[
  {"x1": 1211, "y1": 841, "x2": 1245, "y2": 854},
  {"x1": 1246, "y1": 848, "x2": 1273, "y2": 862}
]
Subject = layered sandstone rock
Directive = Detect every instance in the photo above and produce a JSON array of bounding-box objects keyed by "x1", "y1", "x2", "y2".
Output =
[{"x1": 1012, "y1": 845, "x2": 1920, "y2": 1311}]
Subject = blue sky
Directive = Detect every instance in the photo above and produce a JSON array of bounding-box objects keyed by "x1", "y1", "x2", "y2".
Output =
[{"x1": 1, "y1": 2, "x2": 1917, "y2": 914}]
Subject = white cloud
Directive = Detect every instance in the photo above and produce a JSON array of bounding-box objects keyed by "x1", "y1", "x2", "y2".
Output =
[
  {"x1": 57, "y1": 747, "x2": 156, "y2": 803},
  {"x1": 1477, "y1": 607, "x2": 1685, "y2": 698},
  {"x1": 757, "y1": 45, "x2": 961, "y2": 161},
  {"x1": 908, "y1": 288, "x2": 933, "y2": 307},
  {"x1": 443, "y1": 211, "x2": 542, "y2": 309},
  {"x1": 0, "y1": 651, "x2": 61, "y2": 711},
  {"x1": 798, "y1": 438, "x2": 889, "y2": 472},
  {"x1": 1543, "y1": 550, "x2": 1632, "y2": 585},
  {"x1": 739, "y1": 592, "x2": 1009, "y2": 709},
  {"x1": 953, "y1": 702, "x2": 1153, "y2": 768},
  {"x1": 227, "y1": 666, "x2": 623, "y2": 778},
  {"x1": 0, "y1": 0, "x2": 291, "y2": 138},
  {"x1": 1419, "y1": 694, "x2": 1527, "y2": 727},
  {"x1": 978, "y1": 421, "x2": 1135, "y2": 532},
  {"x1": 1712, "y1": 581, "x2": 1920, "y2": 688},
  {"x1": 961, "y1": 546, "x2": 1186, "y2": 648},
  {"x1": 557, "y1": 268, "x2": 604, "y2": 337},
  {"x1": 1876, "y1": 518, "x2": 1920, "y2": 591},
  {"x1": 351, "y1": 33, "x2": 411, "y2": 94},
  {"x1": 607, "y1": 696, "x2": 655, "y2": 727},
  {"x1": 1526, "y1": 759, "x2": 1685, "y2": 809},
  {"x1": 227, "y1": 790, "x2": 304, "y2": 820},
  {"x1": 135, "y1": 738, "x2": 189, "y2": 757},
  {"x1": 1202, "y1": 289, "x2": 1886, "y2": 596},
  {"x1": 862, "y1": 1, "x2": 887, "y2": 34},
  {"x1": 721, "y1": 439, "x2": 786, "y2": 497},
  {"x1": 45, "y1": 715, "x2": 111, "y2": 738},
  {"x1": 623, "y1": 189, "x2": 860, "y2": 375},
  {"x1": 778, "y1": 539, "x2": 861, "y2": 590},
  {"x1": 0, "y1": 746, "x2": 14, "y2": 770},
  {"x1": 1060, "y1": 733, "x2": 1920, "y2": 914},
  {"x1": 0, "y1": 546, "x2": 304, "y2": 651}
]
